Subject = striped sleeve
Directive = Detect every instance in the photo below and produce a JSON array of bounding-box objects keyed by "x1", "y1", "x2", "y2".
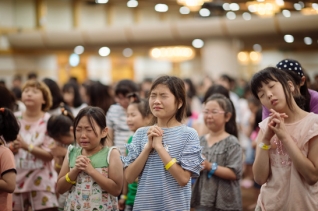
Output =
[
  {"x1": 106, "y1": 105, "x2": 116, "y2": 129},
  {"x1": 179, "y1": 128, "x2": 204, "y2": 177}
]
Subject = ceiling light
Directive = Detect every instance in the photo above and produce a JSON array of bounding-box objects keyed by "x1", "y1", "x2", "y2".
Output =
[
  {"x1": 74, "y1": 45, "x2": 84, "y2": 55},
  {"x1": 226, "y1": 11, "x2": 236, "y2": 20},
  {"x1": 99, "y1": 47, "x2": 110, "y2": 57},
  {"x1": 298, "y1": 1, "x2": 304, "y2": 8},
  {"x1": 69, "y1": 54, "x2": 80, "y2": 67},
  {"x1": 253, "y1": 44, "x2": 262, "y2": 52},
  {"x1": 150, "y1": 46, "x2": 195, "y2": 62},
  {"x1": 127, "y1": 0, "x2": 138, "y2": 8},
  {"x1": 284, "y1": 34, "x2": 294, "y2": 43},
  {"x1": 223, "y1": 3, "x2": 230, "y2": 11},
  {"x1": 282, "y1": 10, "x2": 291, "y2": 17},
  {"x1": 242, "y1": 12, "x2": 252, "y2": 20},
  {"x1": 177, "y1": 0, "x2": 212, "y2": 12},
  {"x1": 95, "y1": 0, "x2": 108, "y2": 3},
  {"x1": 312, "y1": 3, "x2": 318, "y2": 10},
  {"x1": 230, "y1": 3, "x2": 240, "y2": 11},
  {"x1": 294, "y1": 3, "x2": 302, "y2": 10},
  {"x1": 123, "y1": 48, "x2": 133, "y2": 57},
  {"x1": 248, "y1": 5, "x2": 257, "y2": 13},
  {"x1": 192, "y1": 39, "x2": 204, "y2": 48},
  {"x1": 304, "y1": 37, "x2": 312, "y2": 45},
  {"x1": 180, "y1": 6, "x2": 190, "y2": 14},
  {"x1": 199, "y1": 8, "x2": 210, "y2": 17},
  {"x1": 155, "y1": 4, "x2": 168, "y2": 12},
  {"x1": 246, "y1": 1, "x2": 281, "y2": 16},
  {"x1": 275, "y1": 0, "x2": 284, "y2": 6}
]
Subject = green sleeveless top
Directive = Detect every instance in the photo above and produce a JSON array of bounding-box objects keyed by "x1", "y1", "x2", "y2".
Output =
[{"x1": 69, "y1": 146, "x2": 110, "y2": 168}]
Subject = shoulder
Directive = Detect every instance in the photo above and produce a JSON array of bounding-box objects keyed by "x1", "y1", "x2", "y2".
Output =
[
  {"x1": 309, "y1": 89, "x2": 318, "y2": 99},
  {"x1": 226, "y1": 135, "x2": 241, "y2": 146},
  {"x1": 0, "y1": 146, "x2": 14, "y2": 157},
  {"x1": 14, "y1": 111, "x2": 22, "y2": 118},
  {"x1": 43, "y1": 112, "x2": 51, "y2": 121},
  {"x1": 134, "y1": 126, "x2": 150, "y2": 136}
]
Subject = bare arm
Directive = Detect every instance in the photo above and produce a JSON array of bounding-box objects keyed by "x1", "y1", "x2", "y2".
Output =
[
  {"x1": 88, "y1": 149, "x2": 123, "y2": 196},
  {"x1": 124, "y1": 146, "x2": 152, "y2": 184},
  {"x1": 203, "y1": 160, "x2": 237, "y2": 180},
  {"x1": 107, "y1": 128, "x2": 114, "y2": 147},
  {"x1": 0, "y1": 171, "x2": 16, "y2": 193},
  {"x1": 252, "y1": 129, "x2": 271, "y2": 185}
]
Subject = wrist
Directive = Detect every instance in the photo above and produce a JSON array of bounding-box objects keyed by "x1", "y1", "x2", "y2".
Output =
[
  {"x1": 207, "y1": 163, "x2": 218, "y2": 179},
  {"x1": 120, "y1": 194, "x2": 127, "y2": 201}
]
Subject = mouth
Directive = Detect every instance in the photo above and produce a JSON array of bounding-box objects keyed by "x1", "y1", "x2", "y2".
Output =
[
  {"x1": 271, "y1": 99, "x2": 278, "y2": 105},
  {"x1": 153, "y1": 107, "x2": 162, "y2": 110}
]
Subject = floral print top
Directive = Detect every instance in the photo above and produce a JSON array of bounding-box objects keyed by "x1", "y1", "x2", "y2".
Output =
[{"x1": 64, "y1": 146, "x2": 118, "y2": 211}]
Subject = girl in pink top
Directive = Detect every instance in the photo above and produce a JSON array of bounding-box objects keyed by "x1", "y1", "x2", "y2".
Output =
[
  {"x1": 0, "y1": 108, "x2": 20, "y2": 211},
  {"x1": 250, "y1": 67, "x2": 318, "y2": 211},
  {"x1": 10, "y1": 80, "x2": 58, "y2": 211}
]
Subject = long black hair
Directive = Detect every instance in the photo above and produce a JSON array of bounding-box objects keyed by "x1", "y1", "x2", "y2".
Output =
[{"x1": 0, "y1": 108, "x2": 20, "y2": 143}]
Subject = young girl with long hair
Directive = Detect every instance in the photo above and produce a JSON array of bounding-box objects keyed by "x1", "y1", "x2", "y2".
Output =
[
  {"x1": 0, "y1": 108, "x2": 20, "y2": 211},
  {"x1": 251, "y1": 67, "x2": 318, "y2": 210},
  {"x1": 56, "y1": 106, "x2": 123, "y2": 211},
  {"x1": 11, "y1": 80, "x2": 58, "y2": 211},
  {"x1": 122, "y1": 76, "x2": 204, "y2": 210},
  {"x1": 191, "y1": 94, "x2": 242, "y2": 211}
]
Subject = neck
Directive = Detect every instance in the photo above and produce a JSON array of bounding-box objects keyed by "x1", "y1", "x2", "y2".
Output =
[
  {"x1": 24, "y1": 107, "x2": 43, "y2": 119},
  {"x1": 83, "y1": 144, "x2": 103, "y2": 156},
  {"x1": 156, "y1": 117, "x2": 181, "y2": 128},
  {"x1": 208, "y1": 128, "x2": 227, "y2": 138},
  {"x1": 283, "y1": 104, "x2": 307, "y2": 124}
]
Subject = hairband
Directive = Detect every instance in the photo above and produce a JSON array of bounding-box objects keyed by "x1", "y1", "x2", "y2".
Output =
[
  {"x1": 276, "y1": 59, "x2": 304, "y2": 77},
  {"x1": 60, "y1": 108, "x2": 68, "y2": 116},
  {"x1": 0, "y1": 108, "x2": 4, "y2": 112}
]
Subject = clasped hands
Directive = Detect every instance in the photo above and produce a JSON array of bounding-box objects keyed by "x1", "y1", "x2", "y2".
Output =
[
  {"x1": 9, "y1": 135, "x2": 28, "y2": 154},
  {"x1": 264, "y1": 109, "x2": 289, "y2": 143},
  {"x1": 74, "y1": 155, "x2": 94, "y2": 174},
  {"x1": 146, "y1": 125, "x2": 164, "y2": 151}
]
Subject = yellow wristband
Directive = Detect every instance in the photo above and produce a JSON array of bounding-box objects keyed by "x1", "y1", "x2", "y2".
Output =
[
  {"x1": 120, "y1": 195, "x2": 127, "y2": 200},
  {"x1": 165, "y1": 158, "x2": 177, "y2": 170},
  {"x1": 28, "y1": 144, "x2": 34, "y2": 152},
  {"x1": 259, "y1": 143, "x2": 271, "y2": 150},
  {"x1": 55, "y1": 163, "x2": 62, "y2": 169},
  {"x1": 65, "y1": 173, "x2": 76, "y2": 185}
]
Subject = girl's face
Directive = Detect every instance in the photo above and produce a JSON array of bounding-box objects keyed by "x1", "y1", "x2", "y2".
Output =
[
  {"x1": 75, "y1": 116, "x2": 107, "y2": 151},
  {"x1": 126, "y1": 104, "x2": 145, "y2": 132},
  {"x1": 58, "y1": 127, "x2": 74, "y2": 145},
  {"x1": 116, "y1": 94, "x2": 130, "y2": 109},
  {"x1": 149, "y1": 84, "x2": 180, "y2": 121},
  {"x1": 63, "y1": 88, "x2": 74, "y2": 106},
  {"x1": 256, "y1": 80, "x2": 293, "y2": 112},
  {"x1": 79, "y1": 85, "x2": 89, "y2": 104},
  {"x1": 22, "y1": 86, "x2": 45, "y2": 108},
  {"x1": 203, "y1": 100, "x2": 230, "y2": 132}
]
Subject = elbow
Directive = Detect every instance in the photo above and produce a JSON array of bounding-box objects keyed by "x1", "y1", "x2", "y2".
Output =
[
  {"x1": 7, "y1": 185, "x2": 16, "y2": 193},
  {"x1": 177, "y1": 177, "x2": 191, "y2": 187},
  {"x1": 254, "y1": 176, "x2": 266, "y2": 186},
  {"x1": 124, "y1": 172, "x2": 135, "y2": 184},
  {"x1": 113, "y1": 188, "x2": 122, "y2": 197},
  {"x1": 306, "y1": 175, "x2": 318, "y2": 186}
]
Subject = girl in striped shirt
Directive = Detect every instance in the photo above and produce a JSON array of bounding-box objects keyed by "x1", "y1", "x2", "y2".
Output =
[{"x1": 122, "y1": 75, "x2": 204, "y2": 210}]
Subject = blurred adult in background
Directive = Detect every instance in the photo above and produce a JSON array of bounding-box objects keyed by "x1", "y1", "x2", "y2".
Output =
[
  {"x1": 262, "y1": 59, "x2": 318, "y2": 119},
  {"x1": 184, "y1": 78, "x2": 202, "y2": 114},
  {"x1": 139, "y1": 77, "x2": 153, "y2": 99},
  {"x1": 106, "y1": 79, "x2": 139, "y2": 154},
  {"x1": 27, "y1": 72, "x2": 37, "y2": 81},
  {"x1": 11, "y1": 75, "x2": 26, "y2": 112},
  {"x1": 62, "y1": 82, "x2": 87, "y2": 117},
  {"x1": 42, "y1": 78, "x2": 66, "y2": 115}
]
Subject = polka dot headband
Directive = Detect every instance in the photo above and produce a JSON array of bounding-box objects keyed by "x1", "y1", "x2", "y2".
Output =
[{"x1": 276, "y1": 59, "x2": 304, "y2": 77}]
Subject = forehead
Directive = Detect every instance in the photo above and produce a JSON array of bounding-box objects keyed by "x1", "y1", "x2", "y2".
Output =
[
  {"x1": 150, "y1": 84, "x2": 171, "y2": 93},
  {"x1": 77, "y1": 116, "x2": 96, "y2": 127},
  {"x1": 127, "y1": 104, "x2": 139, "y2": 112},
  {"x1": 205, "y1": 100, "x2": 222, "y2": 108}
]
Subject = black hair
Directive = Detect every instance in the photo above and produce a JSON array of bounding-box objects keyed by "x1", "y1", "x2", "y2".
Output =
[
  {"x1": 149, "y1": 75, "x2": 186, "y2": 124},
  {"x1": 253, "y1": 107, "x2": 263, "y2": 131},
  {"x1": 115, "y1": 79, "x2": 139, "y2": 97},
  {"x1": 47, "y1": 107, "x2": 75, "y2": 141},
  {"x1": 73, "y1": 106, "x2": 107, "y2": 145},
  {"x1": 0, "y1": 86, "x2": 17, "y2": 111},
  {"x1": 62, "y1": 82, "x2": 83, "y2": 108},
  {"x1": 183, "y1": 78, "x2": 197, "y2": 99},
  {"x1": 0, "y1": 108, "x2": 20, "y2": 143},
  {"x1": 11, "y1": 87, "x2": 22, "y2": 100},
  {"x1": 205, "y1": 94, "x2": 238, "y2": 138},
  {"x1": 42, "y1": 78, "x2": 64, "y2": 110},
  {"x1": 250, "y1": 67, "x2": 301, "y2": 112},
  {"x1": 127, "y1": 93, "x2": 151, "y2": 119},
  {"x1": 202, "y1": 84, "x2": 230, "y2": 104},
  {"x1": 27, "y1": 72, "x2": 37, "y2": 80},
  {"x1": 86, "y1": 81, "x2": 114, "y2": 114}
]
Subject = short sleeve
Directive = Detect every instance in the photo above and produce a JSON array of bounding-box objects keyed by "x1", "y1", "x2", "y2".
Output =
[
  {"x1": 258, "y1": 117, "x2": 269, "y2": 134},
  {"x1": 304, "y1": 115, "x2": 318, "y2": 145},
  {"x1": 179, "y1": 128, "x2": 204, "y2": 177},
  {"x1": 225, "y1": 138, "x2": 243, "y2": 179},
  {"x1": 121, "y1": 128, "x2": 145, "y2": 168},
  {"x1": 0, "y1": 147, "x2": 16, "y2": 176},
  {"x1": 106, "y1": 105, "x2": 116, "y2": 129},
  {"x1": 309, "y1": 90, "x2": 318, "y2": 114}
]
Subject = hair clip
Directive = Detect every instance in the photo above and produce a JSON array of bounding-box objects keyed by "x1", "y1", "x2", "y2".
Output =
[
  {"x1": 0, "y1": 108, "x2": 5, "y2": 112},
  {"x1": 63, "y1": 110, "x2": 68, "y2": 116}
]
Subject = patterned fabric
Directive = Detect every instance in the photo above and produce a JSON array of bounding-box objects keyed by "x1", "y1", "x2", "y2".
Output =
[
  {"x1": 64, "y1": 146, "x2": 118, "y2": 211},
  {"x1": 257, "y1": 113, "x2": 318, "y2": 211},
  {"x1": 122, "y1": 125, "x2": 204, "y2": 210},
  {"x1": 276, "y1": 59, "x2": 304, "y2": 76},
  {"x1": 13, "y1": 111, "x2": 57, "y2": 194},
  {"x1": 106, "y1": 104, "x2": 133, "y2": 155},
  {"x1": 191, "y1": 135, "x2": 243, "y2": 211}
]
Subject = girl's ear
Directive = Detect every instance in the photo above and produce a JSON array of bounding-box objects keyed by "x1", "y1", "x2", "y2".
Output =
[
  {"x1": 300, "y1": 76, "x2": 306, "y2": 86},
  {"x1": 178, "y1": 102, "x2": 183, "y2": 109},
  {"x1": 225, "y1": 112, "x2": 232, "y2": 122},
  {"x1": 69, "y1": 126, "x2": 74, "y2": 133},
  {"x1": 287, "y1": 80, "x2": 295, "y2": 93},
  {"x1": 101, "y1": 127, "x2": 108, "y2": 138}
]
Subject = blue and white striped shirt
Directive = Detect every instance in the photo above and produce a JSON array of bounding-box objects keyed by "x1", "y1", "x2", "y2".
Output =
[{"x1": 122, "y1": 125, "x2": 204, "y2": 211}]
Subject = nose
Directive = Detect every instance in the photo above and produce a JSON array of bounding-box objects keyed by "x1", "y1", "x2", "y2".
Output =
[{"x1": 266, "y1": 91, "x2": 273, "y2": 99}]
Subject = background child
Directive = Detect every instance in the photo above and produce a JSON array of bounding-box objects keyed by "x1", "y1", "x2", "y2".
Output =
[
  {"x1": 191, "y1": 94, "x2": 243, "y2": 211},
  {"x1": 251, "y1": 67, "x2": 318, "y2": 210},
  {"x1": 62, "y1": 82, "x2": 87, "y2": 117},
  {"x1": 56, "y1": 106, "x2": 123, "y2": 211},
  {"x1": 47, "y1": 107, "x2": 75, "y2": 211},
  {"x1": 122, "y1": 75, "x2": 204, "y2": 210},
  {"x1": 0, "y1": 108, "x2": 20, "y2": 211},
  {"x1": 118, "y1": 93, "x2": 152, "y2": 211},
  {"x1": 11, "y1": 80, "x2": 58, "y2": 211}
]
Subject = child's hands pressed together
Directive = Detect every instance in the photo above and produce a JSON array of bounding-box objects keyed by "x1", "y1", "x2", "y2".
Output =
[
  {"x1": 74, "y1": 155, "x2": 92, "y2": 173},
  {"x1": 147, "y1": 125, "x2": 163, "y2": 151},
  {"x1": 268, "y1": 109, "x2": 289, "y2": 141}
]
